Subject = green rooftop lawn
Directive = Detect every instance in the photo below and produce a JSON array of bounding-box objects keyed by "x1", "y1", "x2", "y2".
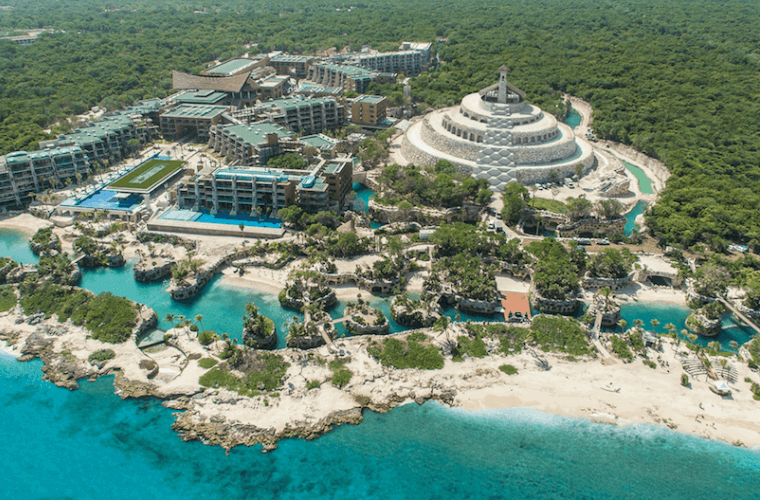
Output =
[{"x1": 108, "y1": 159, "x2": 185, "y2": 190}]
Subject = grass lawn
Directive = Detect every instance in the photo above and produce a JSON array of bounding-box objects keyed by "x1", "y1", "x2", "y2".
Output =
[
  {"x1": 108, "y1": 159, "x2": 185, "y2": 191},
  {"x1": 530, "y1": 197, "x2": 567, "y2": 214}
]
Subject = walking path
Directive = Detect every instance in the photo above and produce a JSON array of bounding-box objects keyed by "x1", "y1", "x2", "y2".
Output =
[{"x1": 717, "y1": 296, "x2": 760, "y2": 336}]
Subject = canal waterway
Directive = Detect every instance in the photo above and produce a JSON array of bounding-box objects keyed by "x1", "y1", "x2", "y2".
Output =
[
  {"x1": 623, "y1": 161, "x2": 654, "y2": 194},
  {"x1": 0, "y1": 228, "x2": 754, "y2": 351},
  {"x1": 624, "y1": 200, "x2": 648, "y2": 236}
]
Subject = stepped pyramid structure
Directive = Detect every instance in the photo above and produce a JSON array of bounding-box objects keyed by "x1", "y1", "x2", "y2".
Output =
[{"x1": 401, "y1": 66, "x2": 595, "y2": 190}]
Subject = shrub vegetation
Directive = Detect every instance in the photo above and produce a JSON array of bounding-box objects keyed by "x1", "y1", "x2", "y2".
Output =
[
  {"x1": 20, "y1": 283, "x2": 137, "y2": 343},
  {"x1": 368, "y1": 334, "x2": 444, "y2": 370}
]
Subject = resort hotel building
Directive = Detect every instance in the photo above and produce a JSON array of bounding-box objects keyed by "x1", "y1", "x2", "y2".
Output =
[
  {"x1": 175, "y1": 156, "x2": 354, "y2": 215},
  {"x1": 231, "y1": 96, "x2": 346, "y2": 135},
  {"x1": 0, "y1": 101, "x2": 161, "y2": 210},
  {"x1": 401, "y1": 66, "x2": 595, "y2": 190}
]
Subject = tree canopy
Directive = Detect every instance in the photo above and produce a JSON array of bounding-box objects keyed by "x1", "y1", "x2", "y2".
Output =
[{"x1": 2, "y1": 0, "x2": 760, "y2": 245}]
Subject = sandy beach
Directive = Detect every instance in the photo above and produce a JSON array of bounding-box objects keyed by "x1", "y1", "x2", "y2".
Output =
[
  {"x1": 0, "y1": 213, "x2": 52, "y2": 236},
  {"x1": 592, "y1": 281, "x2": 688, "y2": 307},
  {"x1": 455, "y1": 337, "x2": 760, "y2": 448}
]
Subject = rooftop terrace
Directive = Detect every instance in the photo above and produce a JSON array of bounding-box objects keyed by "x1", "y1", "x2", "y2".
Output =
[
  {"x1": 353, "y1": 95, "x2": 386, "y2": 104},
  {"x1": 161, "y1": 104, "x2": 228, "y2": 120},
  {"x1": 173, "y1": 90, "x2": 228, "y2": 105},
  {"x1": 221, "y1": 122, "x2": 292, "y2": 145},
  {"x1": 206, "y1": 58, "x2": 257, "y2": 76}
]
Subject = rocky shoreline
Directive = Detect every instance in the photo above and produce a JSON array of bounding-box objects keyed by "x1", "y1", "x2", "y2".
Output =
[{"x1": 3, "y1": 302, "x2": 760, "y2": 453}]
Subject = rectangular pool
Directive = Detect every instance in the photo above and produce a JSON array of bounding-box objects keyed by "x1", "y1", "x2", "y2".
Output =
[
  {"x1": 62, "y1": 189, "x2": 143, "y2": 211},
  {"x1": 160, "y1": 209, "x2": 282, "y2": 229}
]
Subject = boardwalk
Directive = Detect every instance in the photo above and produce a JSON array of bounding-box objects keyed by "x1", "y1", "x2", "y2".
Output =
[
  {"x1": 717, "y1": 296, "x2": 760, "y2": 336},
  {"x1": 590, "y1": 308, "x2": 614, "y2": 362}
]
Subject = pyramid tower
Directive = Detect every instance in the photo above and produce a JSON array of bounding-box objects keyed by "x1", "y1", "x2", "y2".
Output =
[{"x1": 473, "y1": 103, "x2": 517, "y2": 191}]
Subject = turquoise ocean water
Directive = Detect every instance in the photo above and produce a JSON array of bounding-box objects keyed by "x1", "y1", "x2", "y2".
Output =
[
  {"x1": 2, "y1": 355, "x2": 760, "y2": 499},
  {"x1": 4, "y1": 229, "x2": 760, "y2": 497}
]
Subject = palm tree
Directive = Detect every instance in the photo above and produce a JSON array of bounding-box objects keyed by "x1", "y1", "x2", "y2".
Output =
[
  {"x1": 195, "y1": 314, "x2": 204, "y2": 332},
  {"x1": 650, "y1": 318, "x2": 660, "y2": 333},
  {"x1": 618, "y1": 319, "x2": 628, "y2": 332},
  {"x1": 687, "y1": 333, "x2": 698, "y2": 352},
  {"x1": 633, "y1": 318, "x2": 644, "y2": 330},
  {"x1": 163, "y1": 313, "x2": 176, "y2": 328},
  {"x1": 665, "y1": 323, "x2": 677, "y2": 351},
  {"x1": 729, "y1": 340, "x2": 739, "y2": 355}
]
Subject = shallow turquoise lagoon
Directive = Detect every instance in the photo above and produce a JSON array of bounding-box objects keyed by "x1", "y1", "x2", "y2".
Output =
[
  {"x1": 614, "y1": 302, "x2": 753, "y2": 351},
  {"x1": 2, "y1": 356, "x2": 760, "y2": 500},
  {"x1": 79, "y1": 263, "x2": 298, "y2": 347},
  {"x1": 624, "y1": 200, "x2": 648, "y2": 235},
  {"x1": 0, "y1": 228, "x2": 39, "y2": 264},
  {"x1": 4, "y1": 229, "x2": 760, "y2": 497},
  {"x1": 623, "y1": 161, "x2": 654, "y2": 194},
  {"x1": 352, "y1": 182, "x2": 373, "y2": 212},
  {"x1": 565, "y1": 109, "x2": 582, "y2": 128}
]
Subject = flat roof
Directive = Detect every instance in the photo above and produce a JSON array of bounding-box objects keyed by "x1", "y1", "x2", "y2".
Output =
[
  {"x1": 270, "y1": 55, "x2": 313, "y2": 63},
  {"x1": 259, "y1": 75, "x2": 288, "y2": 88},
  {"x1": 354, "y1": 95, "x2": 385, "y2": 104},
  {"x1": 173, "y1": 90, "x2": 228, "y2": 105},
  {"x1": 294, "y1": 82, "x2": 343, "y2": 95},
  {"x1": 299, "y1": 134, "x2": 336, "y2": 150},
  {"x1": 215, "y1": 167, "x2": 296, "y2": 183},
  {"x1": 220, "y1": 122, "x2": 292, "y2": 145},
  {"x1": 206, "y1": 58, "x2": 257, "y2": 76},
  {"x1": 160, "y1": 104, "x2": 228, "y2": 120},
  {"x1": 323, "y1": 161, "x2": 349, "y2": 175},
  {"x1": 260, "y1": 96, "x2": 338, "y2": 112},
  {"x1": 108, "y1": 158, "x2": 186, "y2": 194},
  {"x1": 315, "y1": 63, "x2": 376, "y2": 77}
]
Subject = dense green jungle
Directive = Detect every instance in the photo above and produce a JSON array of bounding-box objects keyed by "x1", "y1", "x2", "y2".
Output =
[{"x1": 1, "y1": 0, "x2": 759, "y2": 248}]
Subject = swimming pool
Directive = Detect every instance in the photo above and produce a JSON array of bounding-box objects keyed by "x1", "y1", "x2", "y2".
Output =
[
  {"x1": 61, "y1": 189, "x2": 143, "y2": 211},
  {"x1": 160, "y1": 209, "x2": 282, "y2": 228}
]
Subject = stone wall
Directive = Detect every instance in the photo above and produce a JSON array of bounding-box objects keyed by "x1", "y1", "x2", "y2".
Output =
[
  {"x1": 368, "y1": 199, "x2": 482, "y2": 225},
  {"x1": 557, "y1": 216, "x2": 625, "y2": 237},
  {"x1": 685, "y1": 279, "x2": 718, "y2": 306},
  {"x1": 530, "y1": 287, "x2": 579, "y2": 315},
  {"x1": 242, "y1": 327, "x2": 277, "y2": 350},
  {"x1": 515, "y1": 152, "x2": 596, "y2": 184},
  {"x1": 420, "y1": 117, "x2": 480, "y2": 161},
  {"x1": 512, "y1": 134, "x2": 577, "y2": 165},
  {"x1": 583, "y1": 272, "x2": 634, "y2": 290},
  {"x1": 686, "y1": 312, "x2": 721, "y2": 337},
  {"x1": 286, "y1": 335, "x2": 326, "y2": 349},
  {"x1": 134, "y1": 260, "x2": 173, "y2": 282},
  {"x1": 738, "y1": 302, "x2": 760, "y2": 320},
  {"x1": 604, "y1": 141, "x2": 670, "y2": 189},
  {"x1": 401, "y1": 133, "x2": 448, "y2": 168},
  {"x1": 587, "y1": 301, "x2": 621, "y2": 327},
  {"x1": 344, "y1": 319, "x2": 390, "y2": 336}
]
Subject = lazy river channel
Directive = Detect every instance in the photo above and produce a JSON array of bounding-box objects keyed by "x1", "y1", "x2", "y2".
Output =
[{"x1": 0, "y1": 228, "x2": 755, "y2": 351}]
